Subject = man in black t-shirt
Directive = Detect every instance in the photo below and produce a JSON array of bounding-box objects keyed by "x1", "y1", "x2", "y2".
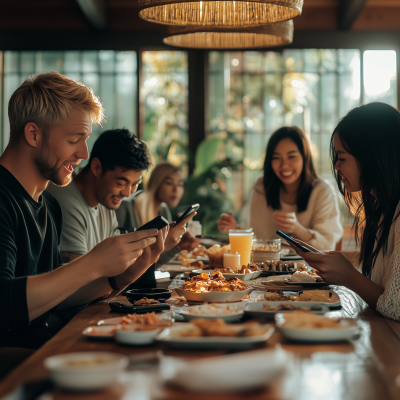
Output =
[{"x1": 0, "y1": 72, "x2": 168, "y2": 368}]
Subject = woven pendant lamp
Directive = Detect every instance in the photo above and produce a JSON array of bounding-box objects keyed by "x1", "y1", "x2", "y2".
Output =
[
  {"x1": 163, "y1": 19, "x2": 293, "y2": 49},
  {"x1": 139, "y1": 0, "x2": 303, "y2": 27}
]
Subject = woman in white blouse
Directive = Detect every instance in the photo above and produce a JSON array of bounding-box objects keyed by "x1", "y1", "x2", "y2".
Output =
[
  {"x1": 218, "y1": 126, "x2": 343, "y2": 250},
  {"x1": 291, "y1": 103, "x2": 400, "y2": 321}
]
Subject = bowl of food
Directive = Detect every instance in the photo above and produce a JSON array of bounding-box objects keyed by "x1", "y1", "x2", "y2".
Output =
[
  {"x1": 175, "y1": 271, "x2": 252, "y2": 302},
  {"x1": 205, "y1": 244, "x2": 231, "y2": 268},
  {"x1": 44, "y1": 351, "x2": 128, "y2": 391},
  {"x1": 125, "y1": 288, "x2": 172, "y2": 303},
  {"x1": 177, "y1": 304, "x2": 244, "y2": 322},
  {"x1": 114, "y1": 327, "x2": 161, "y2": 346}
]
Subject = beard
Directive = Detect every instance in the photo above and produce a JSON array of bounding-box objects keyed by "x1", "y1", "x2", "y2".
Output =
[{"x1": 34, "y1": 143, "x2": 72, "y2": 187}]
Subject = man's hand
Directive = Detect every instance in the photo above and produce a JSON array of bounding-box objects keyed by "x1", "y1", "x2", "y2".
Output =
[
  {"x1": 87, "y1": 229, "x2": 159, "y2": 279},
  {"x1": 115, "y1": 225, "x2": 169, "y2": 286},
  {"x1": 164, "y1": 212, "x2": 197, "y2": 250},
  {"x1": 177, "y1": 232, "x2": 201, "y2": 251},
  {"x1": 217, "y1": 212, "x2": 238, "y2": 233}
]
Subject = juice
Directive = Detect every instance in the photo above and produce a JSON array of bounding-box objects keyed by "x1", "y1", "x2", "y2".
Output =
[{"x1": 229, "y1": 232, "x2": 254, "y2": 266}]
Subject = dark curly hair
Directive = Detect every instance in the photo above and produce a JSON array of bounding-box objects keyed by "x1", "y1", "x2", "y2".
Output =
[{"x1": 83, "y1": 128, "x2": 151, "y2": 173}]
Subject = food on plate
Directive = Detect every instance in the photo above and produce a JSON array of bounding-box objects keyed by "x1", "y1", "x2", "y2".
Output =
[
  {"x1": 280, "y1": 314, "x2": 345, "y2": 329},
  {"x1": 239, "y1": 266, "x2": 252, "y2": 274},
  {"x1": 191, "y1": 245, "x2": 206, "y2": 257},
  {"x1": 293, "y1": 263, "x2": 308, "y2": 272},
  {"x1": 205, "y1": 244, "x2": 231, "y2": 268},
  {"x1": 171, "y1": 318, "x2": 266, "y2": 338},
  {"x1": 65, "y1": 357, "x2": 112, "y2": 367},
  {"x1": 185, "y1": 260, "x2": 204, "y2": 269},
  {"x1": 185, "y1": 304, "x2": 241, "y2": 316},
  {"x1": 290, "y1": 271, "x2": 317, "y2": 283},
  {"x1": 247, "y1": 263, "x2": 262, "y2": 271},
  {"x1": 120, "y1": 312, "x2": 171, "y2": 330},
  {"x1": 264, "y1": 261, "x2": 296, "y2": 272},
  {"x1": 133, "y1": 297, "x2": 160, "y2": 306},
  {"x1": 265, "y1": 292, "x2": 297, "y2": 301},
  {"x1": 178, "y1": 250, "x2": 191, "y2": 261},
  {"x1": 298, "y1": 290, "x2": 332, "y2": 302},
  {"x1": 181, "y1": 271, "x2": 249, "y2": 293},
  {"x1": 263, "y1": 301, "x2": 310, "y2": 311},
  {"x1": 213, "y1": 267, "x2": 235, "y2": 274}
]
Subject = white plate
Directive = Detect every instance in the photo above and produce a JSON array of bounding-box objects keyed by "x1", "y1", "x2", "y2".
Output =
[
  {"x1": 245, "y1": 301, "x2": 330, "y2": 318},
  {"x1": 177, "y1": 305, "x2": 244, "y2": 322},
  {"x1": 82, "y1": 325, "x2": 118, "y2": 339},
  {"x1": 164, "y1": 348, "x2": 288, "y2": 392},
  {"x1": 275, "y1": 313, "x2": 359, "y2": 343},
  {"x1": 159, "y1": 265, "x2": 198, "y2": 277},
  {"x1": 114, "y1": 328, "x2": 161, "y2": 346},
  {"x1": 221, "y1": 270, "x2": 262, "y2": 280},
  {"x1": 175, "y1": 287, "x2": 252, "y2": 303},
  {"x1": 98, "y1": 317, "x2": 124, "y2": 325},
  {"x1": 44, "y1": 351, "x2": 128, "y2": 391},
  {"x1": 156, "y1": 323, "x2": 274, "y2": 350}
]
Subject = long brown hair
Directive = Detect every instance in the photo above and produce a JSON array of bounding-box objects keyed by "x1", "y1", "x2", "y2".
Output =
[
  {"x1": 262, "y1": 126, "x2": 318, "y2": 212},
  {"x1": 330, "y1": 102, "x2": 400, "y2": 277}
]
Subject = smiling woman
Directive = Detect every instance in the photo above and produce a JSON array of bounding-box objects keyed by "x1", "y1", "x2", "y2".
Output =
[{"x1": 218, "y1": 126, "x2": 343, "y2": 250}]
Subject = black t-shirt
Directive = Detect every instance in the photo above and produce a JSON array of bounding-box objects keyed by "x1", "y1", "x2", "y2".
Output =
[{"x1": 0, "y1": 165, "x2": 63, "y2": 349}]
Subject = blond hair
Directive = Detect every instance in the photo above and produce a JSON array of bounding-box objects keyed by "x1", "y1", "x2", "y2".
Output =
[
  {"x1": 135, "y1": 161, "x2": 181, "y2": 224},
  {"x1": 8, "y1": 71, "x2": 105, "y2": 145}
]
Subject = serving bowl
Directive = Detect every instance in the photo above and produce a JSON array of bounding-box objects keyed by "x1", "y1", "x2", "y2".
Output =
[
  {"x1": 125, "y1": 288, "x2": 172, "y2": 303},
  {"x1": 114, "y1": 327, "x2": 161, "y2": 346},
  {"x1": 44, "y1": 351, "x2": 128, "y2": 391}
]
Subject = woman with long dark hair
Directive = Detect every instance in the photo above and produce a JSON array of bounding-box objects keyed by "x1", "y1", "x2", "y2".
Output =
[
  {"x1": 218, "y1": 126, "x2": 343, "y2": 250},
  {"x1": 291, "y1": 102, "x2": 400, "y2": 320}
]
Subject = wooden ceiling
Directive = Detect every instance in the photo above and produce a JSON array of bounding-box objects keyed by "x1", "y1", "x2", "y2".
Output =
[{"x1": 0, "y1": 0, "x2": 399, "y2": 32}]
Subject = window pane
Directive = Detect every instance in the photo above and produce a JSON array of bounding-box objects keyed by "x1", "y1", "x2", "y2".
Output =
[
  {"x1": 82, "y1": 51, "x2": 98, "y2": 73},
  {"x1": 363, "y1": 50, "x2": 397, "y2": 107},
  {"x1": 142, "y1": 51, "x2": 188, "y2": 176},
  {"x1": 99, "y1": 51, "x2": 115, "y2": 73},
  {"x1": 36, "y1": 51, "x2": 63, "y2": 73},
  {"x1": 64, "y1": 52, "x2": 81, "y2": 72},
  {"x1": 20, "y1": 52, "x2": 35, "y2": 74}
]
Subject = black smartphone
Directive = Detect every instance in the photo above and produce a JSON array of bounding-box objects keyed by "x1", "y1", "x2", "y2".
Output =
[
  {"x1": 174, "y1": 203, "x2": 200, "y2": 225},
  {"x1": 276, "y1": 230, "x2": 312, "y2": 252},
  {"x1": 136, "y1": 215, "x2": 169, "y2": 231},
  {"x1": 109, "y1": 301, "x2": 170, "y2": 313}
]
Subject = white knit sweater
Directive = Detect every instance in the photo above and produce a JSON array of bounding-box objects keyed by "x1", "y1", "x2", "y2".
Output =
[
  {"x1": 246, "y1": 177, "x2": 343, "y2": 250},
  {"x1": 371, "y1": 207, "x2": 400, "y2": 320}
]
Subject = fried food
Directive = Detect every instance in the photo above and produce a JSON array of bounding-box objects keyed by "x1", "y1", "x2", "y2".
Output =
[
  {"x1": 173, "y1": 318, "x2": 267, "y2": 337},
  {"x1": 186, "y1": 260, "x2": 204, "y2": 269},
  {"x1": 264, "y1": 261, "x2": 296, "y2": 272},
  {"x1": 181, "y1": 271, "x2": 250, "y2": 293},
  {"x1": 191, "y1": 245, "x2": 206, "y2": 257},
  {"x1": 133, "y1": 297, "x2": 160, "y2": 306},
  {"x1": 263, "y1": 301, "x2": 311, "y2": 311},
  {"x1": 186, "y1": 304, "x2": 240, "y2": 316},
  {"x1": 213, "y1": 267, "x2": 235, "y2": 273},
  {"x1": 298, "y1": 290, "x2": 331, "y2": 302},
  {"x1": 265, "y1": 292, "x2": 297, "y2": 301},
  {"x1": 281, "y1": 314, "x2": 344, "y2": 329},
  {"x1": 119, "y1": 312, "x2": 171, "y2": 331}
]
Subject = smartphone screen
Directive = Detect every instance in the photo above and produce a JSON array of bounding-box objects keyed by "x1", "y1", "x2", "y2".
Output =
[
  {"x1": 175, "y1": 204, "x2": 200, "y2": 225},
  {"x1": 136, "y1": 216, "x2": 169, "y2": 231}
]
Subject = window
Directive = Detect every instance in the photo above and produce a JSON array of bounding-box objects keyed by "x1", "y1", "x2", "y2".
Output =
[
  {"x1": 2, "y1": 51, "x2": 137, "y2": 161},
  {"x1": 141, "y1": 51, "x2": 189, "y2": 177},
  {"x1": 208, "y1": 49, "x2": 362, "y2": 220}
]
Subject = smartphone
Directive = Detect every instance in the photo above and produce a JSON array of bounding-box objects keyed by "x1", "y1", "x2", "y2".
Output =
[
  {"x1": 276, "y1": 230, "x2": 312, "y2": 252},
  {"x1": 136, "y1": 215, "x2": 169, "y2": 231},
  {"x1": 174, "y1": 204, "x2": 200, "y2": 225}
]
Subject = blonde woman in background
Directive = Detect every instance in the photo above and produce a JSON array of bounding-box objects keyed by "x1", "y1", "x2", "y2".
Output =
[{"x1": 116, "y1": 161, "x2": 200, "y2": 267}]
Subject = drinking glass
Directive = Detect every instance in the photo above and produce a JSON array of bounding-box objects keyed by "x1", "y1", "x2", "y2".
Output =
[{"x1": 229, "y1": 229, "x2": 254, "y2": 266}]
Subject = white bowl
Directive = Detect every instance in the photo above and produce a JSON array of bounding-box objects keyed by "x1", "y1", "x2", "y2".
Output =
[
  {"x1": 114, "y1": 328, "x2": 161, "y2": 345},
  {"x1": 44, "y1": 351, "x2": 128, "y2": 391},
  {"x1": 165, "y1": 348, "x2": 287, "y2": 391}
]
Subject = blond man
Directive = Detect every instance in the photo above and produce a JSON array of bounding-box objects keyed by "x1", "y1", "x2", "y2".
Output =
[{"x1": 0, "y1": 72, "x2": 168, "y2": 369}]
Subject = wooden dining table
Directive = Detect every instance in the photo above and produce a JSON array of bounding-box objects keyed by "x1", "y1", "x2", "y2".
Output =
[{"x1": 1, "y1": 286, "x2": 400, "y2": 400}]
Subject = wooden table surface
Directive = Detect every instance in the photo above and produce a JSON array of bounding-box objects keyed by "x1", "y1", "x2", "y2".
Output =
[{"x1": 1, "y1": 287, "x2": 400, "y2": 400}]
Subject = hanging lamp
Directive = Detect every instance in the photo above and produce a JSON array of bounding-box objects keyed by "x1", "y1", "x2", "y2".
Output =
[
  {"x1": 139, "y1": 0, "x2": 303, "y2": 28},
  {"x1": 163, "y1": 19, "x2": 293, "y2": 49}
]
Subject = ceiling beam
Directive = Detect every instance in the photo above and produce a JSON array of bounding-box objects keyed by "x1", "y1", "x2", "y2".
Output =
[
  {"x1": 75, "y1": 0, "x2": 107, "y2": 29},
  {"x1": 338, "y1": 0, "x2": 368, "y2": 30}
]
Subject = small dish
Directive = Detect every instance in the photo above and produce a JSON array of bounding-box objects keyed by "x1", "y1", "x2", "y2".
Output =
[
  {"x1": 245, "y1": 301, "x2": 330, "y2": 318},
  {"x1": 125, "y1": 288, "x2": 172, "y2": 303},
  {"x1": 114, "y1": 327, "x2": 161, "y2": 346},
  {"x1": 44, "y1": 351, "x2": 128, "y2": 391},
  {"x1": 82, "y1": 325, "x2": 118, "y2": 339},
  {"x1": 275, "y1": 313, "x2": 359, "y2": 343},
  {"x1": 176, "y1": 304, "x2": 244, "y2": 323}
]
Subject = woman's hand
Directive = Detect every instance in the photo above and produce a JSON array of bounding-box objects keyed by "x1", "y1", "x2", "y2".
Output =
[
  {"x1": 177, "y1": 232, "x2": 201, "y2": 251},
  {"x1": 288, "y1": 239, "x2": 357, "y2": 286},
  {"x1": 217, "y1": 212, "x2": 238, "y2": 233},
  {"x1": 274, "y1": 211, "x2": 313, "y2": 242},
  {"x1": 273, "y1": 211, "x2": 298, "y2": 233}
]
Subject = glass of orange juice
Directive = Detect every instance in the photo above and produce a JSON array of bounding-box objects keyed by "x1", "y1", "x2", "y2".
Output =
[{"x1": 229, "y1": 229, "x2": 254, "y2": 266}]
